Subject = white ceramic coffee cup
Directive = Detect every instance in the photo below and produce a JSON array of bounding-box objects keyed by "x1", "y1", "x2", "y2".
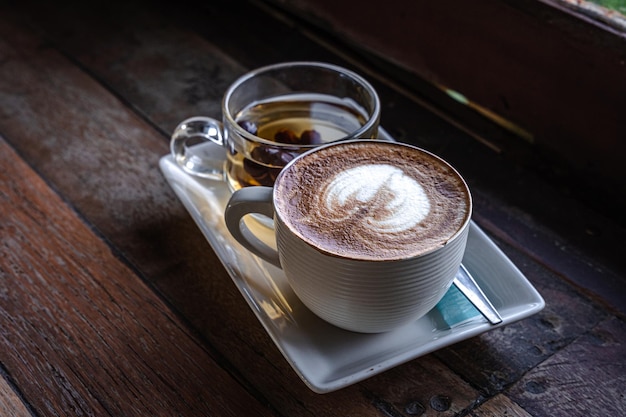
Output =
[{"x1": 225, "y1": 140, "x2": 472, "y2": 333}]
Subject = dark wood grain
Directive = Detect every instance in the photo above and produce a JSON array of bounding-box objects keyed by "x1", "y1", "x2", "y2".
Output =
[
  {"x1": 0, "y1": 137, "x2": 274, "y2": 416},
  {"x1": 508, "y1": 317, "x2": 626, "y2": 416},
  {"x1": 360, "y1": 356, "x2": 479, "y2": 415}
]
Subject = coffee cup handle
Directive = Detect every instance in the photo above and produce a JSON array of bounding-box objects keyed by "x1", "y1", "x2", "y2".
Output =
[
  {"x1": 171, "y1": 116, "x2": 226, "y2": 179},
  {"x1": 224, "y1": 187, "x2": 281, "y2": 268}
]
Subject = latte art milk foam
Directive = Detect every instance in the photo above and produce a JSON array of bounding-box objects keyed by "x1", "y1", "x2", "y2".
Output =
[{"x1": 274, "y1": 141, "x2": 471, "y2": 260}]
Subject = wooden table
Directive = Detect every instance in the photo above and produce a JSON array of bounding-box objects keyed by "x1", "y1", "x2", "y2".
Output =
[{"x1": 1, "y1": 0, "x2": 624, "y2": 416}]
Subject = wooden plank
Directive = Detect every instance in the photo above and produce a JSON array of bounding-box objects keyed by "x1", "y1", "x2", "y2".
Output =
[
  {"x1": 0, "y1": 374, "x2": 31, "y2": 417},
  {"x1": 471, "y1": 394, "x2": 533, "y2": 417},
  {"x1": 360, "y1": 356, "x2": 480, "y2": 416},
  {"x1": 507, "y1": 316, "x2": 626, "y2": 417},
  {"x1": 0, "y1": 136, "x2": 274, "y2": 415}
]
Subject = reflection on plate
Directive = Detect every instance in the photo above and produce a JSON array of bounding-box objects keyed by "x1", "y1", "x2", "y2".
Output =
[{"x1": 159, "y1": 141, "x2": 544, "y2": 393}]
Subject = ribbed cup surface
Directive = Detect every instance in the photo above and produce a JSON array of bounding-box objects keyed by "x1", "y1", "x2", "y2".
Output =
[{"x1": 276, "y1": 215, "x2": 470, "y2": 333}]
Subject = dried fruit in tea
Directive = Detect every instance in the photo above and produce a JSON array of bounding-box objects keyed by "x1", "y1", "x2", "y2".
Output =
[
  {"x1": 274, "y1": 128, "x2": 323, "y2": 145},
  {"x1": 243, "y1": 158, "x2": 273, "y2": 186},
  {"x1": 245, "y1": 146, "x2": 299, "y2": 185},
  {"x1": 274, "y1": 128, "x2": 299, "y2": 144},
  {"x1": 300, "y1": 129, "x2": 322, "y2": 145},
  {"x1": 251, "y1": 146, "x2": 299, "y2": 166},
  {"x1": 235, "y1": 123, "x2": 324, "y2": 186}
]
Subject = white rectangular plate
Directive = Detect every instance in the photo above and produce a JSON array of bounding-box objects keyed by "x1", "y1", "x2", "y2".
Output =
[{"x1": 159, "y1": 142, "x2": 544, "y2": 393}]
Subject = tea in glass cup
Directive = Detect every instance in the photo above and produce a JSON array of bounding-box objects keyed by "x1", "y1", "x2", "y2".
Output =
[
  {"x1": 170, "y1": 62, "x2": 380, "y2": 190},
  {"x1": 228, "y1": 92, "x2": 372, "y2": 190}
]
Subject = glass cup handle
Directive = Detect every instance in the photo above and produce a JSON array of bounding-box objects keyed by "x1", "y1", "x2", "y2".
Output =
[
  {"x1": 170, "y1": 116, "x2": 226, "y2": 178},
  {"x1": 224, "y1": 187, "x2": 281, "y2": 268}
]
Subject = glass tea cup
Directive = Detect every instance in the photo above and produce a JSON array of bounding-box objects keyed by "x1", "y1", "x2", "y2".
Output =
[{"x1": 170, "y1": 61, "x2": 381, "y2": 190}]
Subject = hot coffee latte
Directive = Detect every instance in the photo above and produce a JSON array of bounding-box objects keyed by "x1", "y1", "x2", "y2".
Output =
[
  {"x1": 225, "y1": 139, "x2": 473, "y2": 332},
  {"x1": 274, "y1": 140, "x2": 471, "y2": 260}
]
